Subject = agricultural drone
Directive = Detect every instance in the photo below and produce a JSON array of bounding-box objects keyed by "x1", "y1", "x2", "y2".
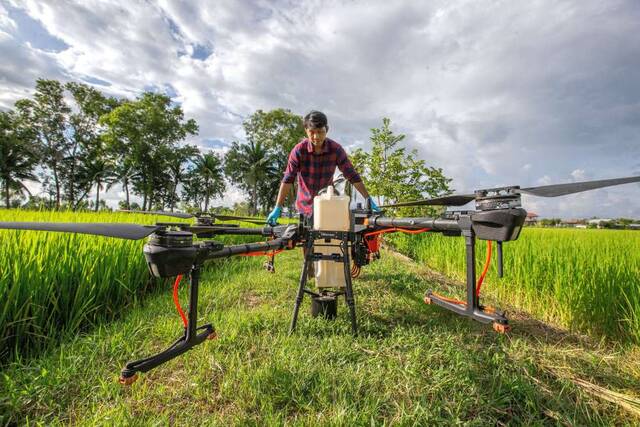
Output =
[{"x1": 1, "y1": 175, "x2": 639, "y2": 385}]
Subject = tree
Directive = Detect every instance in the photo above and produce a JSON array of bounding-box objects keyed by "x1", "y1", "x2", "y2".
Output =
[
  {"x1": 231, "y1": 201, "x2": 250, "y2": 216},
  {"x1": 65, "y1": 82, "x2": 119, "y2": 210},
  {"x1": 100, "y1": 93, "x2": 198, "y2": 210},
  {"x1": 243, "y1": 108, "x2": 305, "y2": 156},
  {"x1": 79, "y1": 153, "x2": 116, "y2": 211},
  {"x1": 540, "y1": 218, "x2": 561, "y2": 227},
  {"x1": 14, "y1": 80, "x2": 118, "y2": 210},
  {"x1": 118, "y1": 200, "x2": 141, "y2": 210},
  {"x1": 15, "y1": 79, "x2": 69, "y2": 208},
  {"x1": 235, "y1": 109, "x2": 306, "y2": 213},
  {"x1": 224, "y1": 140, "x2": 277, "y2": 215},
  {"x1": 112, "y1": 159, "x2": 136, "y2": 210},
  {"x1": 0, "y1": 110, "x2": 40, "y2": 208},
  {"x1": 164, "y1": 145, "x2": 199, "y2": 211},
  {"x1": 351, "y1": 118, "x2": 451, "y2": 216},
  {"x1": 183, "y1": 152, "x2": 226, "y2": 212}
]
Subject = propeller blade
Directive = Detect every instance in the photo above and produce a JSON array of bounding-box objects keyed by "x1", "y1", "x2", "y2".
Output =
[
  {"x1": 214, "y1": 214, "x2": 267, "y2": 222},
  {"x1": 187, "y1": 225, "x2": 266, "y2": 235},
  {"x1": 239, "y1": 219, "x2": 268, "y2": 225},
  {"x1": 0, "y1": 222, "x2": 162, "y2": 240},
  {"x1": 518, "y1": 176, "x2": 640, "y2": 197},
  {"x1": 381, "y1": 194, "x2": 475, "y2": 208},
  {"x1": 119, "y1": 209, "x2": 194, "y2": 219}
]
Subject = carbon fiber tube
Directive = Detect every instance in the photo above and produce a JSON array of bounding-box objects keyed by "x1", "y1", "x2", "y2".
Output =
[
  {"x1": 204, "y1": 227, "x2": 269, "y2": 235},
  {"x1": 203, "y1": 225, "x2": 290, "y2": 237},
  {"x1": 371, "y1": 217, "x2": 461, "y2": 232},
  {"x1": 204, "y1": 238, "x2": 289, "y2": 260}
]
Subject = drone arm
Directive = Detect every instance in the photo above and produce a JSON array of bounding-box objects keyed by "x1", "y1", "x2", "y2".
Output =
[
  {"x1": 204, "y1": 227, "x2": 270, "y2": 236},
  {"x1": 200, "y1": 238, "x2": 292, "y2": 261},
  {"x1": 199, "y1": 225, "x2": 299, "y2": 262},
  {"x1": 203, "y1": 225, "x2": 290, "y2": 237},
  {"x1": 369, "y1": 216, "x2": 461, "y2": 233}
]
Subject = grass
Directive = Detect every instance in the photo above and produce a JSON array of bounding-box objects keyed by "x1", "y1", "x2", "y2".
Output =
[
  {"x1": 390, "y1": 228, "x2": 640, "y2": 344},
  {"x1": 0, "y1": 209, "x2": 260, "y2": 361},
  {"x1": 1, "y1": 248, "x2": 639, "y2": 425}
]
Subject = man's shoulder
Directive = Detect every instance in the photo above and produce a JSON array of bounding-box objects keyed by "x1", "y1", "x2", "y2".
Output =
[
  {"x1": 289, "y1": 138, "x2": 307, "y2": 157},
  {"x1": 325, "y1": 138, "x2": 343, "y2": 151},
  {"x1": 291, "y1": 139, "x2": 309, "y2": 154}
]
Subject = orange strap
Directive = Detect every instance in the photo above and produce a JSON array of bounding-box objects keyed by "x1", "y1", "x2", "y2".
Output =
[
  {"x1": 363, "y1": 227, "x2": 431, "y2": 253},
  {"x1": 475, "y1": 241, "x2": 492, "y2": 297},
  {"x1": 427, "y1": 241, "x2": 494, "y2": 305},
  {"x1": 173, "y1": 274, "x2": 188, "y2": 327},
  {"x1": 241, "y1": 249, "x2": 284, "y2": 257},
  {"x1": 364, "y1": 227, "x2": 431, "y2": 238}
]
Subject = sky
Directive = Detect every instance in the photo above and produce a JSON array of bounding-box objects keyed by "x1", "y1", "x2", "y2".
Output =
[{"x1": 1, "y1": 0, "x2": 639, "y2": 218}]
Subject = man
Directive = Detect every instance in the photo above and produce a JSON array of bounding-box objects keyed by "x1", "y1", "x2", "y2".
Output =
[{"x1": 267, "y1": 110, "x2": 379, "y2": 225}]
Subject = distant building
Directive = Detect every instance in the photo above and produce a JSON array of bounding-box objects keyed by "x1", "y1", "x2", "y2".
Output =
[
  {"x1": 629, "y1": 224, "x2": 640, "y2": 230},
  {"x1": 560, "y1": 218, "x2": 584, "y2": 228},
  {"x1": 525, "y1": 212, "x2": 539, "y2": 225}
]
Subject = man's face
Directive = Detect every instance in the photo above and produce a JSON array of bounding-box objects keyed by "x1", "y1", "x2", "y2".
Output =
[{"x1": 305, "y1": 126, "x2": 327, "y2": 147}]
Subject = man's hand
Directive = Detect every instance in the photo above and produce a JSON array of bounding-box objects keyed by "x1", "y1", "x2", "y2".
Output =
[
  {"x1": 267, "y1": 206, "x2": 282, "y2": 225},
  {"x1": 368, "y1": 197, "x2": 381, "y2": 212}
]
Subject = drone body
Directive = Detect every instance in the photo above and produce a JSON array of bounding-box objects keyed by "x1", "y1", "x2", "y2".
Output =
[{"x1": 1, "y1": 175, "x2": 638, "y2": 384}]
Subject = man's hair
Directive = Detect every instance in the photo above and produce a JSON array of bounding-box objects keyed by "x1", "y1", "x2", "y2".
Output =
[{"x1": 303, "y1": 110, "x2": 328, "y2": 129}]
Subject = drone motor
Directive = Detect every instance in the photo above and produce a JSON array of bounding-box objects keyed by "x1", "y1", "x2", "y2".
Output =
[
  {"x1": 144, "y1": 230, "x2": 197, "y2": 278},
  {"x1": 474, "y1": 186, "x2": 522, "y2": 211}
]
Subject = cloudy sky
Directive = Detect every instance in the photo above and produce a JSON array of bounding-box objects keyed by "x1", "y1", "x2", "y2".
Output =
[{"x1": 1, "y1": 0, "x2": 639, "y2": 218}]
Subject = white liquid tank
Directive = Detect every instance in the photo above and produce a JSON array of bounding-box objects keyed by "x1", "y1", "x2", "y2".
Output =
[{"x1": 313, "y1": 185, "x2": 350, "y2": 289}]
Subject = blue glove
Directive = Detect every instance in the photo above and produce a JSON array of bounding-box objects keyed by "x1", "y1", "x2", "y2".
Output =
[
  {"x1": 368, "y1": 197, "x2": 381, "y2": 212},
  {"x1": 267, "y1": 206, "x2": 282, "y2": 225}
]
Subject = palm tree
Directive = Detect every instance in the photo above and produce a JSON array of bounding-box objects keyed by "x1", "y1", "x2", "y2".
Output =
[
  {"x1": 165, "y1": 145, "x2": 199, "y2": 211},
  {"x1": 0, "y1": 111, "x2": 40, "y2": 207},
  {"x1": 184, "y1": 152, "x2": 226, "y2": 211},
  {"x1": 79, "y1": 156, "x2": 116, "y2": 211},
  {"x1": 113, "y1": 159, "x2": 136, "y2": 210},
  {"x1": 224, "y1": 141, "x2": 277, "y2": 215}
]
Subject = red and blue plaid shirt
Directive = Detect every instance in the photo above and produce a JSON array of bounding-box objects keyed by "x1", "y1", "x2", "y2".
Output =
[{"x1": 282, "y1": 138, "x2": 362, "y2": 215}]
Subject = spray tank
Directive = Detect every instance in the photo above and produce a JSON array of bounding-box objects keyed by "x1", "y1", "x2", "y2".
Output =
[{"x1": 313, "y1": 184, "x2": 350, "y2": 289}]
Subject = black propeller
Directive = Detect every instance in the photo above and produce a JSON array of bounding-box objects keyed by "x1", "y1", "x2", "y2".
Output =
[
  {"x1": 119, "y1": 209, "x2": 193, "y2": 219},
  {"x1": 381, "y1": 175, "x2": 640, "y2": 208},
  {"x1": 381, "y1": 194, "x2": 476, "y2": 208},
  {"x1": 0, "y1": 222, "x2": 162, "y2": 240},
  {"x1": 214, "y1": 214, "x2": 267, "y2": 223},
  {"x1": 518, "y1": 176, "x2": 640, "y2": 197},
  {"x1": 119, "y1": 210, "x2": 265, "y2": 223},
  {"x1": 235, "y1": 219, "x2": 270, "y2": 225}
]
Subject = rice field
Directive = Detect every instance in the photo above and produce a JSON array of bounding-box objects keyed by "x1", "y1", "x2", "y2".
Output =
[
  {"x1": 390, "y1": 227, "x2": 640, "y2": 344},
  {"x1": 2, "y1": 210, "x2": 639, "y2": 364},
  {"x1": 1, "y1": 212, "x2": 640, "y2": 424},
  {"x1": 0, "y1": 209, "x2": 260, "y2": 361}
]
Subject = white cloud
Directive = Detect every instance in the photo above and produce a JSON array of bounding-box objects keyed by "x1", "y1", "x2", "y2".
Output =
[
  {"x1": 570, "y1": 169, "x2": 587, "y2": 181},
  {"x1": 2, "y1": 0, "x2": 639, "y2": 217},
  {"x1": 0, "y1": 3, "x2": 16, "y2": 35}
]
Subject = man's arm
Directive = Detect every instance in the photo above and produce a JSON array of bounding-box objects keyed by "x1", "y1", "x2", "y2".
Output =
[
  {"x1": 334, "y1": 145, "x2": 374, "y2": 204},
  {"x1": 275, "y1": 182, "x2": 293, "y2": 207},
  {"x1": 352, "y1": 181, "x2": 370, "y2": 199}
]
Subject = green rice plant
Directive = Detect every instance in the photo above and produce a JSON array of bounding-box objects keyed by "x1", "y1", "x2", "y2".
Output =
[
  {"x1": 0, "y1": 209, "x2": 264, "y2": 361},
  {"x1": 390, "y1": 228, "x2": 640, "y2": 344}
]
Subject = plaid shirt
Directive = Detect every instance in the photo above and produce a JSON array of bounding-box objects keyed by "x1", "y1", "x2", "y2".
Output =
[{"x1": 282, "y1": 138, "x2": 362, "y2": 215}]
